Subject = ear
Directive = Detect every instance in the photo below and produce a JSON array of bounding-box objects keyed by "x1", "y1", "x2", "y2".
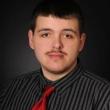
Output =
[
  {"x1": 79, "y1": 33, "x2": 86, "y2": 52},
  {"x1": 28, "y1": 30, "x2": 34, "y2": 49}
]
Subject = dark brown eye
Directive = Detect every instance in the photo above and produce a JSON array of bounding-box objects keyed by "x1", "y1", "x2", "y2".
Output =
[
  {"x1": 64, "y1": 34, "x2": 73, "y2": 39},
  {"x1": 41, "y1": 33, "x2": 49, "y2": 38}
]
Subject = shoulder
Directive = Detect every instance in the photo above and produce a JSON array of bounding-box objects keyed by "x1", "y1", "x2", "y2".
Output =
[
  {"x1": 0, "y1": 69, "x2": 41, "y2": 104},
  {"x1": 81, "y1": 70, "x2": 110, "y2": 107},
  {"x1": 82, "y1": 70, "x2": 110, "y2": 86},
  {"x1": 1, "y1": 69, "x2": 41, "y2": 89},
  {"x1": 82, "y1": 70, "x2": 110, "y2": 106},
  {"x1": 13, "y1": 69, "x2": 41, "y2": 81},
  {"x1": 81, "y1": 70, "x2": 110, "y2": 92},
  {"x1": 4, "y1": 70, "x2": 40, "y2": 88},
  {"x1": 79, "y1": 68, "x2": 110, "y2": 95}
]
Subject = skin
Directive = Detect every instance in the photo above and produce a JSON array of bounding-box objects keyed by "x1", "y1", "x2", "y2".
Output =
[{"x1": 28, "y1": 15, "x2": 86, "y2": 81}]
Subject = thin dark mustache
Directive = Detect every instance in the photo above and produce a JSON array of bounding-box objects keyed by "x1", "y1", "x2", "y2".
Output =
[{"x1": 46, "y1": 50, "x2": 67, "y2": 55}]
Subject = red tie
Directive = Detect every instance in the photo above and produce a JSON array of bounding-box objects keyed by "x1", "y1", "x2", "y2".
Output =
[{"x1": 32, "y1": 86, "x2": 55, "y2": 110}]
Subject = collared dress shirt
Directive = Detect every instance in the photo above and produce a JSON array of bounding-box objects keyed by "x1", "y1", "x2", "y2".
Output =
[{"x1": 0, "y1": 63, "x2": 110, "y2": 110}]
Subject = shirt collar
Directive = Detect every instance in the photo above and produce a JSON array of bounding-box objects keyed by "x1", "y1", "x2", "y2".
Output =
[
  {"x1": 54, "y1": 63, "x2": 84, "y2": 94},
  {"x1": 38, "y1": 61, "x2": 84, "y2": 94}
]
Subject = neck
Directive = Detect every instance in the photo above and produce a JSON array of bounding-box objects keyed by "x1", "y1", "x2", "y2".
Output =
[{"x1": 42, "y1": 61, "x2": 77, "y2": 81}]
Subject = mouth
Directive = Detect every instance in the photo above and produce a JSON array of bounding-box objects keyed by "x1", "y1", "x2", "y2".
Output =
[
  {"x1": 49, "y1": 53, "x2": 63, "y2": 57},
  {"x1": 46, "y1": 51, "x2": 67, "y2": 59}
]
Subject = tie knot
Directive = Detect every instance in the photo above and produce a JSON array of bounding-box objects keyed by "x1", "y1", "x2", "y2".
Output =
[{"x1": 43, "y1": 86, "x2": 55, "y2": 97}]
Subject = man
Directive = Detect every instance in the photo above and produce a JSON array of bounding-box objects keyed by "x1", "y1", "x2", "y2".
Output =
[{"x1": 0, "y1": 0, "x2": 110, "y2": 110}]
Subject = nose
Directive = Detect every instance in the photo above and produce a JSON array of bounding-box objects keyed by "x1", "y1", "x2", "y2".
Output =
[{"x1": 52, "y1": 36, "x2": 63, "y2": 50}]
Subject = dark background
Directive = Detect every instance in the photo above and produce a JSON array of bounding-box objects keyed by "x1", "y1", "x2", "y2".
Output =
[{"x1": 1, "y1": 0, "x2": 110, "y2": 86}]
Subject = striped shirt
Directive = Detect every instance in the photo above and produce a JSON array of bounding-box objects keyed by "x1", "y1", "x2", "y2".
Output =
[{"x1": 0, "y1": 64, "x2": 110, "y2": 110}]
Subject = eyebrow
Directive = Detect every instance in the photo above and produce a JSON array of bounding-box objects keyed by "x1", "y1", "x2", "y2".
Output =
[
  {"x1": 37, "y1": 28, "x2": 78, "y2": 34},
  {"x1": 37, "y1": 28, "x2": 52, "y2": 32},
  {"x1": 62, "y1": 29, "x2": 78, "y2": 34}
]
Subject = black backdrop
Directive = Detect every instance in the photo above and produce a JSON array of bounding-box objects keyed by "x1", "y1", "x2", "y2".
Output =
[{"x1": 1, "y1": 0, "x2": 110, "y2": 86}]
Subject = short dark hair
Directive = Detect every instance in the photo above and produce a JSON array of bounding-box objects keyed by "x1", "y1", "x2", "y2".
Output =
[{"x1": 30, "y1": 0, "x2": 85, "y2": 33}]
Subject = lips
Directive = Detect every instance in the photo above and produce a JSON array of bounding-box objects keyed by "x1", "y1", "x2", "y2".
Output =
[
  {"x1": 47, "y1": 52, "x2": 66, "y2": 59},
  {"x1": 49, "y1": 52, "x2": 63, "y2": 56}
]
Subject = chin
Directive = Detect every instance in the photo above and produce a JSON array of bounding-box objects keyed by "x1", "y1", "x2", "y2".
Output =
[{"x1": 44, "y1": 66, "x2": 70, "y2": 74}]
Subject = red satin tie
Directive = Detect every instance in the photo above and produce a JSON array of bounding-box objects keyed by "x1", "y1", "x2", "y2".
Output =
[{"x1": 32, "y1": 86, "x2": 55, "y2": 110}]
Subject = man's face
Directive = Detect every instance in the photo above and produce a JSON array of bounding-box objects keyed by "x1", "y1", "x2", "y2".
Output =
[{"x1": 28, "y1": 15, "x2": 86, "y2": 75}]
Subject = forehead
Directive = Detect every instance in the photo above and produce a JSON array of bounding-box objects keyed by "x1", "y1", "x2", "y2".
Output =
[{"x1": 35, "y1": 15, "x2": 80, "y2": 31}]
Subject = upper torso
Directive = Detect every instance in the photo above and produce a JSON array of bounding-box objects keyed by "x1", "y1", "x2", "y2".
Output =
[{"x1": 0, "y1": 65, "x2": 110, "y2": 110}]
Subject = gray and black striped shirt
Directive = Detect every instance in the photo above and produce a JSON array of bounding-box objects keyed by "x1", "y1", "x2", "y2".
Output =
[{"x1": 0, "y1": 64, "x2": 110, "y2": 110}]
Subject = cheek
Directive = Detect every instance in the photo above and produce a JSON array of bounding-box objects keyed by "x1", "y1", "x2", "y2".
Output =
[
  {"x1": 34, "y1": 45, "x2": 45, "y2": 55},
  {"x1": 65, "y1": 42, "x2": 80, "y2": 56},
  {"x1": 34, "y1": 45, "x2": 45, "y2": 62},
  {"x1": 33, "y1": 41, "x2": 50, "y2": 55}
]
